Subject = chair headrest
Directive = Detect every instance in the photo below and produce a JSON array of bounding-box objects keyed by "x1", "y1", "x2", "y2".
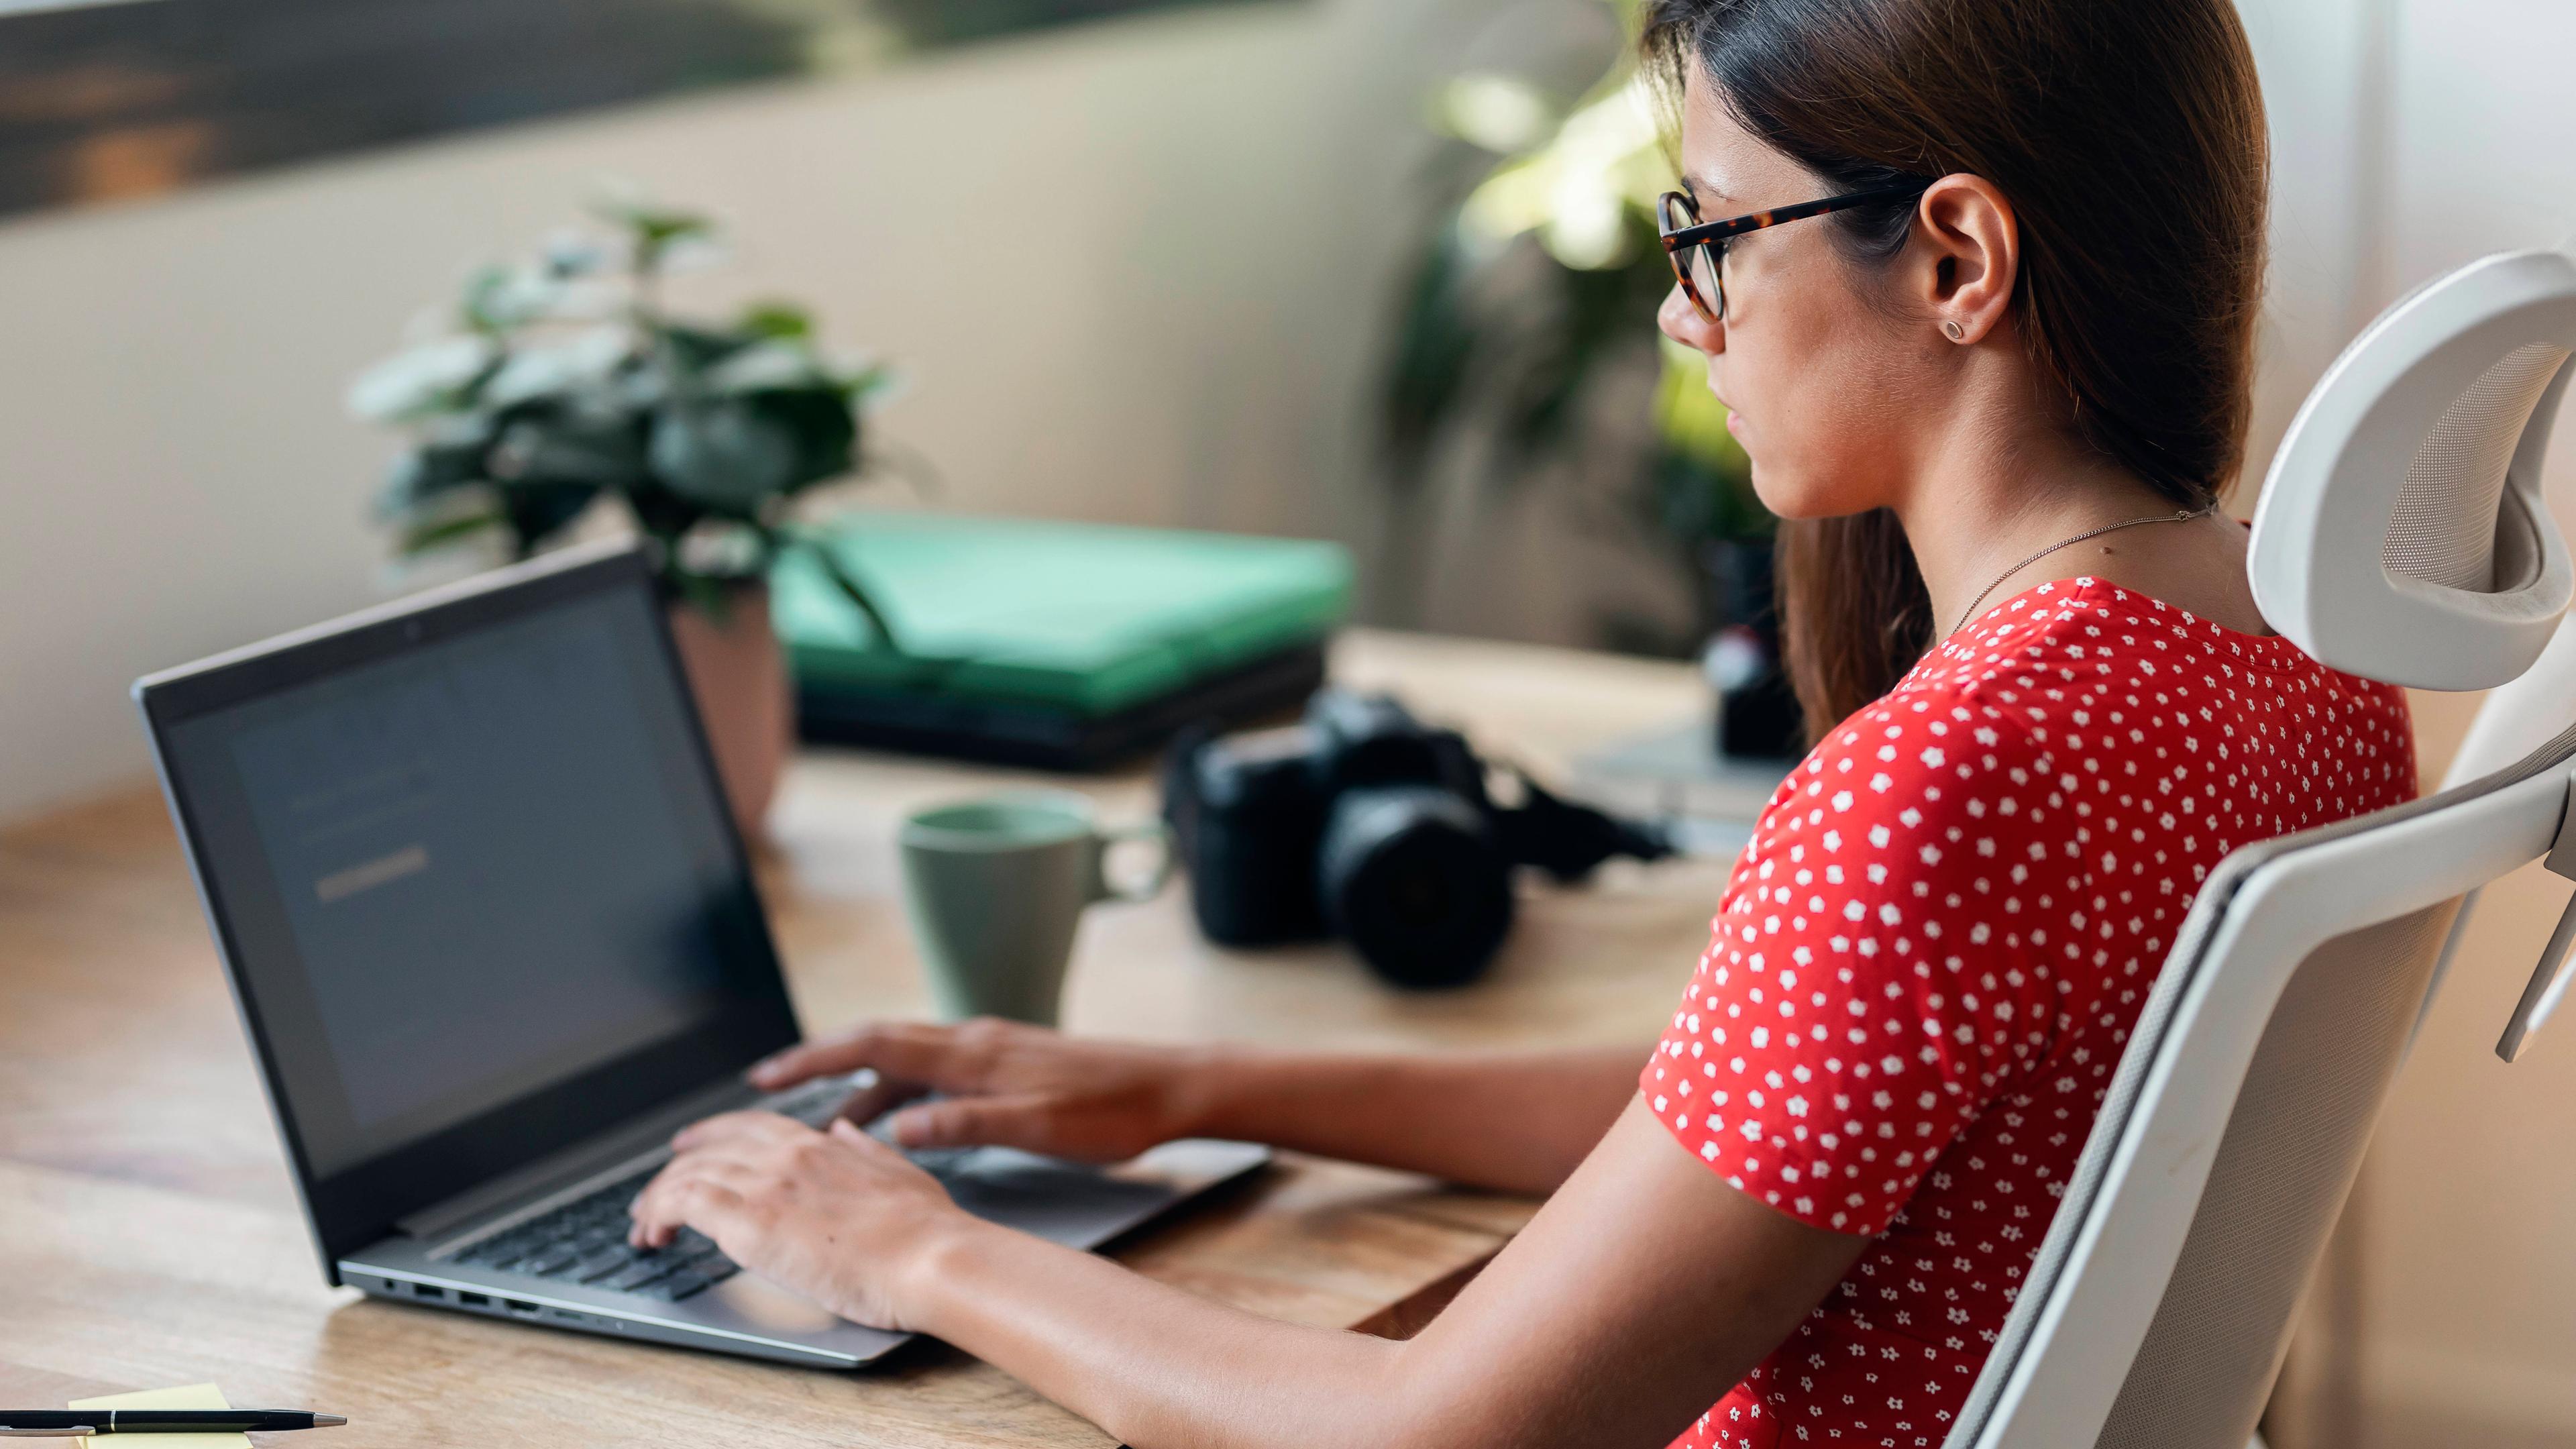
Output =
[{"x1": 2249, "y1": 250, "x2": 2576, "y2": 690}]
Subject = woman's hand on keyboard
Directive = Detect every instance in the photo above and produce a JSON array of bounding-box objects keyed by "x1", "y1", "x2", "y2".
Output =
[
  {"x1": 747, "y1": 1019, "x2": 1214, "y2": 1164},
  {"x1": 626, "y1": 1109, "x2": 967, "y2": 1330}
]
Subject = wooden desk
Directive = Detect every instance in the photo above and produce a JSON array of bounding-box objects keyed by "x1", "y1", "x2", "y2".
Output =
[{"x1": 0, "y1": 631, "x2": 1738, "y2": 1446}]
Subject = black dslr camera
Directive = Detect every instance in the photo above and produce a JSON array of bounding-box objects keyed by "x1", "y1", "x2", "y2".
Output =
[{"x1": 1163, "y1": 690, "x2": 1672, "y2": 989}]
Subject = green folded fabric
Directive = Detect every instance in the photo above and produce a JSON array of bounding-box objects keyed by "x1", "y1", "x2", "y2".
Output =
[{"x1": 771, "y1": 512, "x2": 1353, "y2": 718}]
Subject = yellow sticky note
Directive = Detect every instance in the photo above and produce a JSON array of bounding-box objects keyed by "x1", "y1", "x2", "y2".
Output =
[{"x1": 66, "y1": 1383, "x2": 250, "y2": 1449}]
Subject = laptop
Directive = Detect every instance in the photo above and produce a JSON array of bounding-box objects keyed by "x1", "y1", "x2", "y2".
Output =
[{"x1": 133, "y1": 541, "x2": 1267, "y2": 1368}]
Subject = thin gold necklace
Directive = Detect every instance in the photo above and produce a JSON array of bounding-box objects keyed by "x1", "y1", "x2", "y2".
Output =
[{"x1": 1945, "y1": 503, "x2": 2217, "y2": 639}]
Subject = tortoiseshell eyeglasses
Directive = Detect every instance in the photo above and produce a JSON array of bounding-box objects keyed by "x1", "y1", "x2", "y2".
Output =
[{"x1": 1657, "y1": 181, "x2": 1933, "y2": 323}]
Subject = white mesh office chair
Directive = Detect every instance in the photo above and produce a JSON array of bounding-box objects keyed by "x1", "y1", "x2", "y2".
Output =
[{"x1": 1943, "y1": 250, "x2": 2576, "y2": 1449}]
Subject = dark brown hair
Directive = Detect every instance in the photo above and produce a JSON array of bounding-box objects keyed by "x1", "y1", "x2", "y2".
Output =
[{"x1": 1642, "y1": 0, "x2": 2270, "y2": 739}]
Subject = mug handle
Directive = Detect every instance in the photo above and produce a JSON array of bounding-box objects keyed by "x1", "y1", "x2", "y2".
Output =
[{"x1": 1091, "y1": 819, "x2": 1175, "y2": 904}]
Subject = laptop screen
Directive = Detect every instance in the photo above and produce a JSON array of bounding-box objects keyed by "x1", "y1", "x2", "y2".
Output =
[{"x1": 144, "y1": 553, "x2": 798, "y2": 1254}]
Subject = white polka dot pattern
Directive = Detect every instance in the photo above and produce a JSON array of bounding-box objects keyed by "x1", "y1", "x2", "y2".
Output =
[{"x1": 1642, "y1": 578, "x2": 2416, "y2": 1449}]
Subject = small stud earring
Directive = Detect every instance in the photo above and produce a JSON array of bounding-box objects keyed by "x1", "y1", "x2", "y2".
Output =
[{"x1": 1943, "y1": 319, "x2": 1966, "y2": 342}]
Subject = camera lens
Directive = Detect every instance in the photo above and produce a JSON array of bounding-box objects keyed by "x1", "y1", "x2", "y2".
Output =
[{"x1": 1316, "y1": 786, "x2": 1513, "y2": 989}]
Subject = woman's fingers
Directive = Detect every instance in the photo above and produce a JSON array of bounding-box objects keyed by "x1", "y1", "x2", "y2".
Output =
[
  {"x1": 633, "y1": 1123, "x2": 833, "y2": 1246},
  {"x1": 631, "y1": 1162, "x2": 753, "y2": 1247},
  {"x1": 672, "y1": 1109, "x2": 803, "y2": 1153},
  {"x1": 748, "y1": 1021, "x2": 993, "y2": 1093},
  {"x1": 746, "y1": 1024, "x2": 902, "y2": 1089},
  {"x1": 885, "y1": 1093, "x2": 1067, "y2": 1154},
  {"x1": 826, "y1": 1116, "x2": 904, "y2": 1155},
  {"x1": 832, "y1": 1074, "x2": 933, "y2": 1131}
]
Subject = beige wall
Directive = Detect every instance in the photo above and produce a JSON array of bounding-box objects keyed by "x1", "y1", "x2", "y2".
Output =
[
  {"x1": 0, "y1": 0, "x2": 1488, "y2": 824},
  {"x1": 2351, "y1": 6, "x2": 2576, "y2": 1436},
  {"x1": 2242, "y1": 1, "x2": 2576, "y2": 1443}
]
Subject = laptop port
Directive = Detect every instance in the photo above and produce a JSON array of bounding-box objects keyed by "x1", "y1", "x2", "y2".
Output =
[
  {"x1": 504, "y1": 1299, "x2": 537, "y2": 1314},
  {"x1": 412, "y1": 1283, "x2": 445, "y2": 1300},
  {"x1": 457, "y1": 1291, "x2": 490, "y2": 1307}
]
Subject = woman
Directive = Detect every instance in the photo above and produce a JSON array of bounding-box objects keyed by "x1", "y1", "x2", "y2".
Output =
[{"x1": 629, "y1": 1, "x2": 2418, "y2": 1443}]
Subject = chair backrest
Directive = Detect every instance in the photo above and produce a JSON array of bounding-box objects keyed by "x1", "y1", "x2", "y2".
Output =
[
  {"x1": 1949, "y1": 250, "x2": 2576, "y2": 1449},
  {"x1": 2250, "y1": 250, "x2": 2576, "y2": 691}
]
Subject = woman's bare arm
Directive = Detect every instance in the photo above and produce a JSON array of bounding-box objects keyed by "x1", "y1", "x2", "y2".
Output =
[
  {"x1": 631, "y1": 1096, "x2": 1866, "y2": 1449},
  {"x1": 1187, "y1": 1042, "x2": 1648, "y2": 1193},
  {"x1": 750, "y1": 1020, "x2": 1647, "y2": 1194}
]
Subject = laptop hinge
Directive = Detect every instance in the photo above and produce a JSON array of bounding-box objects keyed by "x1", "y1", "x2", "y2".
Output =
[{"x1": 396, "y1": 1074, "x2": 764, "y2": 1243}]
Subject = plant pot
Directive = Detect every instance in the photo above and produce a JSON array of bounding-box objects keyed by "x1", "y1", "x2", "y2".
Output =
[{"x1": 665, "y1": 582, "x2": 792, "y2": 843}]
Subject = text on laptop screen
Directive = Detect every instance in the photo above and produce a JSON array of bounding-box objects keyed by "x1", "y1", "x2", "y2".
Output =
[{"x1": 160, "y1": 585, "x2": 766, "y2": 1179}]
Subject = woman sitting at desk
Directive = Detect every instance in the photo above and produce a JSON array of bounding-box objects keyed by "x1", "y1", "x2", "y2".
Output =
[{"x1": 629, "y1": 0, "x2": 2416, "y2": 1443}]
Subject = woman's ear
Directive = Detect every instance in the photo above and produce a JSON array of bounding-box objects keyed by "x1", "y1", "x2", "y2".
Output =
[{"x1": 1911, "y1": 175, "x2": 2019, "y2": 345}]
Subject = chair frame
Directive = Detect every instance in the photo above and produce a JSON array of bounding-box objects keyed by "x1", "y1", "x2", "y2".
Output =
[
  {"x1": 2249, "y1": 249, "x2": 2576, "y2": 690},
  {"x1": 1952, "y1": 720, "x2": 2576, "y2": 1446}
]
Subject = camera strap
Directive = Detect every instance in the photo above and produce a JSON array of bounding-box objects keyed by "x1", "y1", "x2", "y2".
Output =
[{"x1": 1488, "y1": 769, "x2": 1676, "y2": 882}]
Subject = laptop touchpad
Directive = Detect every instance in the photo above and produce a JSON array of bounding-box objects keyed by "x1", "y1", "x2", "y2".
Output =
[{"x1": 699, "y1": 1271, "x2": 859, "y2": 1335}]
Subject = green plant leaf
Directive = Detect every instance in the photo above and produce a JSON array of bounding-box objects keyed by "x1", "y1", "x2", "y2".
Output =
[
  {"x1": 751, "y1": 386, "x2": 860, "y2": 493},
  {"x1": 649, "y1": 400, "x2": 801, "y2": 511},
  {"x1": 396, "y1": 502, "x2": 508, "y2": 555},
  {"x1": 592, "y1": 196, "x2": 716, "y2": 275},
  {"x1": 835, "y1": 358, "x2": 898, "y2": 403},
  {"x1": 590, "y1": 193, "x2": 711, "y2": 240},
  {"x1": 377, "y1": 435, "x2": 494, "y2": 517},
  {"x1": 703, "y1": 339, "x2": 828, "y2": 395},
  {"x1": 481, "y1": 327, "x2": 637, "y2": 410},
  {"x1": 487, "y1": 409, "x2": 650, "y2": 490},
  {"x1": 787, "y1": 527, "x2": 906, "y2": 653},
  {"x1": 665, "y1": 563, "x2": 739, "y2": 625},
  {"x1": 497, "y1": 482, "x2": 604, "y2": 555},
  {"x1": 542, "y1": 230, "x2": 612, "y2": 279},
  {"x1": 355, "y1": 190, "x2": 907, "y2": 602},
  {"x1": 1434, "y1": 73, "x2": 1560, "y2": 152},
  {"x1": 1375, "y1": 221, "x2": 1479, "y2": 488},
  {"x1": 459, "y1": 264, "x2": 576, "y2": 335},
  {"x1": 459, "y1": 264, "x2": 516, "y2": 335},
  {"x1": 737, "y1": 301, "x2": 814, "y2": 339},
  {"x1": 346, "y1": 336, "x2": 501, "y2": 422},
  {"x1": 655, "y1": 321, "x2": 758, "y2": 376},
  {"x1": 623, "y1": 479, "x2": 702, "y2": 545}
]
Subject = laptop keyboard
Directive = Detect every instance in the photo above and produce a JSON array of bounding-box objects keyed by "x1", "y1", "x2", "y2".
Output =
[
  {"x1": 442, "y1": 1083, "x2": 977, "y2": 1305},
  {"x1": 451, "y1": 1163, "x2": 735, "y2": 1301}
]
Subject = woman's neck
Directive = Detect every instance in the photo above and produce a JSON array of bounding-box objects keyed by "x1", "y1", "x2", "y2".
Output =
[{"x1": 1892, "y1": 405, "x2": 2190, "y2": 638}]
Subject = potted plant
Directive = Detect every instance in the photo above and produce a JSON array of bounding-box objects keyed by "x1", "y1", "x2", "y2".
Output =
[
  {"x1": 1375, "y1": 3, "x2": 1799, "y2": 757},
  {"x1": 348, "y1": 194, "x2": 904, "y2": 838}
]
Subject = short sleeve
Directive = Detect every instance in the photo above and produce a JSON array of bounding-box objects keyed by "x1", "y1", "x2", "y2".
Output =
[{"x1": 1640, "y1": 691, "x2": 2080, "y2": 1236}]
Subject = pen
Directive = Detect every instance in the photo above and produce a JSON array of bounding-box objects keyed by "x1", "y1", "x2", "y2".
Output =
[{"x1": 0, "y1": 1411, "x2": 346, "y2": 1437}]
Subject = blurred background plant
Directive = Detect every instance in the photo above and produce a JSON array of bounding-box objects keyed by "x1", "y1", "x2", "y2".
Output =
[
  {"x1": 1373, "y1": 0, "x2": 1772, "y2": 663},
  {"x1": 349, "y1": 191, "x2": 905, "y2": 635}
]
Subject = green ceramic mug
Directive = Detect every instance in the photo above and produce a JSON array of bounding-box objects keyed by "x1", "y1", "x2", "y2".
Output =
[{"x1": 896, "y1": 792, "x2": 1174, "y2": 1026}]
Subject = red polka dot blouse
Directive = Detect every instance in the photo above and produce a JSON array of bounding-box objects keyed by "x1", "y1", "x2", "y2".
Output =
[{"x1": 1642, "y1": 578, "x2": 2415, "y2": 1448}]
